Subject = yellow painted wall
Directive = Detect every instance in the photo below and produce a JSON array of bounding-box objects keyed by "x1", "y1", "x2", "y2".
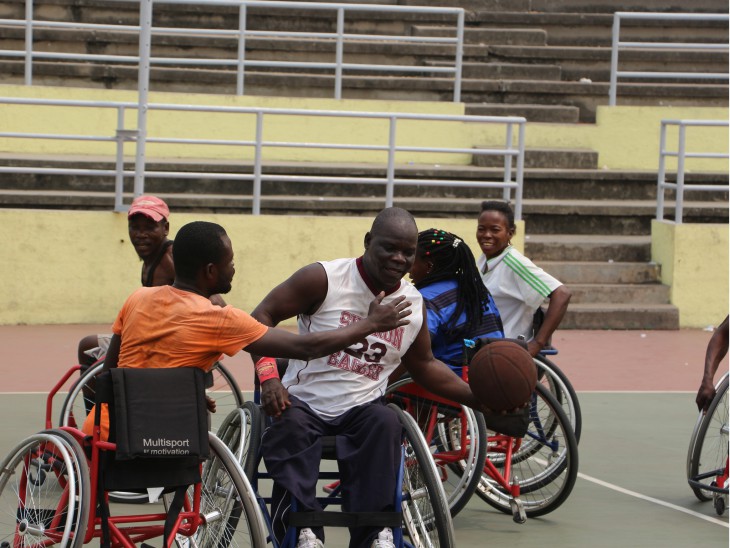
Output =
[
  {"x1": 0, "y1": 84, "x2": 472, "y2": 165},
  {"x1": 0, "y1": 209, "x2": 522, "y2": 326},
  {"x1": 0, "y1": 85, "x2": 726, "y2": 171},
  {"x1": 465, "y1": 105, "x2": 729, "y2": 171},
  {"x1": 651, "y1": 220, "x2": 729, "y2": 328}
]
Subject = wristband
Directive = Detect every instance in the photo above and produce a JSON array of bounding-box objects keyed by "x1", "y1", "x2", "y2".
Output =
[{"x1": 255, "y1": 357, "x2": 280, "y2": 383}]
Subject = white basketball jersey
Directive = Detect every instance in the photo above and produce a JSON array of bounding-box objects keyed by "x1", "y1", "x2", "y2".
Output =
[{"x1": 283, "y1": 257, "x2": 424, "y2": 419}]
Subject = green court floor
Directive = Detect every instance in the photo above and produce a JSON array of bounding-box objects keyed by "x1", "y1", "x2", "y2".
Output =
[{"x1": 0, "y1": 391, "x2": 726, "y2": 547}]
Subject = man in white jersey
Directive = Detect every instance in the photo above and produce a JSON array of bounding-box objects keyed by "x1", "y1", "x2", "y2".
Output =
[{"x1": 251, "y1": 207, "x2": 487, "y2": 548}]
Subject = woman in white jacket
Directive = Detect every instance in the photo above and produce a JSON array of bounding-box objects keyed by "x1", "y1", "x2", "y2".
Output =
[{"x1": 476, "y1": 200, "x2": 571, "y2": 357}]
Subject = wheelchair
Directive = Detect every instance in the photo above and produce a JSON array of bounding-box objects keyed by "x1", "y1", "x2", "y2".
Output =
[
  {"x1": 60, "y1": 359, "x2": 244, "y2": 505},
  {"x1": 0, "y1": 365, "x2": 267, "y2": 548},
  {"x1": 218, "y1": 400, "x2": 455, "y2": 547},
  {"x1": 687, "y1": 371, "x2": 729, "y2": 516},
  {"x1": 385, "y1": 337, "x2": 579, "y2": 523}
]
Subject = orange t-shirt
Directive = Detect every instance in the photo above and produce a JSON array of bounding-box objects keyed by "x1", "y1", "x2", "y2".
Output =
[{"x1": 82, "y1": 286, "x2": 269, "y2": 438}]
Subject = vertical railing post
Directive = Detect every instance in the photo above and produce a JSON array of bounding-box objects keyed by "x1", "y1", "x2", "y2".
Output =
[
  {"x1": 609, "y1": 13, "x2": 621, "y2": 106},
  {"x1": 252, "y1": 111, "x2": 264, "y2": 215},
  {"x1": 502, "y1": 123, "x2": 514, "y2": 202},
  {"x1": 114, "y1": 106, "x2": 126, "y2": 212},
  {"x1": 675, "y1": 123, "x2": 687, "y2": 224},
  {"x1": 453, "y1": 9, "x2": 464, "y2": 103},
  {"x1": 385, "y1": 116, "x2": 397, "y2": 207},
  {"x1": 334, "y1": 7, "x2": 345, "y2": 100},
  {"x1": 134, "y1": 0, "x2": 153, "y2": 198},
  {"x1": 236, "y1": 3, "x2": 247, "y2": 96},
  {"x1": 514, "y1": 121, "x2": 526, "y2": 221},
  {"x1": 656, "y1": 121, "x2": 667, "y2": 221},
  {"x1": 24, "y1": 0, "x2": 33, "y2": 85}
]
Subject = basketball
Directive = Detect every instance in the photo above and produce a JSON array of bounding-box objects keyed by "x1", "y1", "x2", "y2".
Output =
[{"x1": 468, "y1": 341, "x2": 537, "y2": 412}]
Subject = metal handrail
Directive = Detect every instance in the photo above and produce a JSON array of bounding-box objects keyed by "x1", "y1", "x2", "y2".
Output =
[
  {"x1": 2, "y1": 0, "x2": 465, "y2": 101},
  {"x1": 656, "y1": 119, "x2": 729, "y2": 224},
  {"x1": 609, "y1": 12, "x2": 729, "y2": 106},
  {"x1": 0, "y1": 96, "x2": 526, "y2": 218}
]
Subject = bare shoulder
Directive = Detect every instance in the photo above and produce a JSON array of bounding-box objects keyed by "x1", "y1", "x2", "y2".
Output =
[{"x1": 153, "y1": 244, "x2": 175, "y2": 286}]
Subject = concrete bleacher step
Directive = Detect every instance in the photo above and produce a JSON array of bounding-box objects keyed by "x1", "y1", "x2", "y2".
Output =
[
  {"x1": 485, "y1": 44, "x2": 729, "y2": 83},
  {"x1": 1, "y1": 0, "x2": 726, "y2": 122},
  {"x1": 470, "y1": 11, "x2": 730, "y2": 48},
  {"x1": 536, "y1": 260, "x2": 662, "y2": 285},
  {"x1": 411, "y1": 25, "x2": 548, "y2": 46},
  {"x1": 522, "y1": 199, "x2": 728, "y2": 235},
  {"x1": 400, "y1": 0, "x2": 727, "y2": 14},
  {"x1": 561, "y1": 303, "x2": 679, "y2": 330},
  {"x1": 1, "y1": 154, "x2": 727, "y2": 203},
  {"x1": 426, "y1": 61, "x2": 563, "y2": 81},
  {"x1": 531, "y1": 258, "x2": 679, "y2": 330},
  {"x1": 465, "y1": 103, "x2": 579, "y2": 123},
  {"x1": 474, "y1": 147, "x2": 598, "y2": 169},
  {"x1": 569, "y1": 283, "x2": 673, "y2": 305},
  {"x1": 567, "y1": 283, "x2": 671, "y2": 305},
  {"x1": 525, "y1": 234, "x2": 651, "y2": 262}
]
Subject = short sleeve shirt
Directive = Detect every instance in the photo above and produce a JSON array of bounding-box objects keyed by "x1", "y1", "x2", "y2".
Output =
[
  {"x1": 419, "y1": 279, "x2": 503, "y2": 367},
  {"x1": 112, "y1": 286, "x2": 268, "y2": 370},
  {"x1": 477, "y1": 246, "x2": 562, "y2": 340}
]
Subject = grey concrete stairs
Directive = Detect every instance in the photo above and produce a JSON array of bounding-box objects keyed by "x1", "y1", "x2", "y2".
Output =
[
  {"x1": 1, "y1": 0, "x2": 727, "y2": 122},
  {"x1": 526, "y1": 236, "x2": 679, "y2": 329}
]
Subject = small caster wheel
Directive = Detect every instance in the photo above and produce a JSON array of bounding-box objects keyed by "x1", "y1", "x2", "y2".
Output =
[
  {"x1": 713, "y1": 494, "x2": 726, "y2": 516},
  {"x1": 510, "y1": 498, "x2": 527, "y2": 524}
]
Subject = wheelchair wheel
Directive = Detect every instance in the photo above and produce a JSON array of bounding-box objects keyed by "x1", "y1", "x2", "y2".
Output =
[
  {"x1": 217, "y1": 402, "x2": 263, "y2": 481},
  {"x1": 535, "y1": 355, "x2": 582, "y2": 443},
  {"x1": 475, "y1": 383, "x2": 579, "y2": 518},
  {"x1": 0, "y1": 431, "x2": 90, "y2": 547},
  {"x1": 390, "y1": 404, "x2": 455, "y2": 548},
  {"x1": 687, "y1": 373, "x2": 729, "y2": 502},
  {"x1": 167, "y1": 432, "x2": 267, "y2": 548},
  {"x1": 386, "y1": 377, "x2": 487, "y2": 518}
]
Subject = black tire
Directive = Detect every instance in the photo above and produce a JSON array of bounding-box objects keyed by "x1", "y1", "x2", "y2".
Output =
[
  {"x1": 535, "y1": 355, "x2": 582, "y2": 443},
  {"x1": 475, "y1": 384, "x2": 579, "y2": 518},
  {"x1": 59, "y1": 362, "x2": 105, "y2": 431},
  {"x1": 390, "y1": 404, "x2": 455, "y2": 548},
  {"x1": 217, "y1": 402, "x2": 263, "y2": 481},
  {"x1": 688, "y1": 373, "x2": 729, "y2": 502},
  {"x1": 0, "y1": 432, "x2": 90, "y2": 547},
  {"x1": 166, "y1": 433, "x2": 267, "y2": 548},
  {"x1": 386, "y1": 377, "x2": 487, "y2": 518}
]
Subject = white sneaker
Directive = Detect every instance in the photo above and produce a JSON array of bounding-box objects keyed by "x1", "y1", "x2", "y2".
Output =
[
  {"x1": 296, "y1": 528, "x2": 324, "y2": 548},
  {"x1": 371, "y1": 527, "x2": 395, "y2": 548}
]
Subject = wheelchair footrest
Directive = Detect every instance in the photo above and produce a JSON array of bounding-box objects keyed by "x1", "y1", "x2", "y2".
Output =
[{"x1": 289, "y1": 510, "x2": 402, "y2": 528}]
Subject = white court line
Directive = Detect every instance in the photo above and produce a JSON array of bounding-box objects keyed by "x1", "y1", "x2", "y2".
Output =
[{"x1": 579, "y1": 472, "x2": 729, "y2": 527}]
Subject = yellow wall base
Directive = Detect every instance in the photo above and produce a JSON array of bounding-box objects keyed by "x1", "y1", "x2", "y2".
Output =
[
  {"x1": 0, "y1": 209, "x2": 522, "y2": 326},
  {"x1": 651, "y1": 220, "x2": 729, "y2": 328}
]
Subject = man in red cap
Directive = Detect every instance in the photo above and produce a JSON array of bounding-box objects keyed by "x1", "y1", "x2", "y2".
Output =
[
  {"x1": 127, "y1": 195, "x2": 175, "y2": 287},
  {"x1": 77, "y1": 195, "x2": 175, "y2": 368}
]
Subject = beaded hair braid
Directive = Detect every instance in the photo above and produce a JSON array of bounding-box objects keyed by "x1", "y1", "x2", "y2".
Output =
[{"x1": 415, "y1": 228, "x2": 493, "y2": 338}]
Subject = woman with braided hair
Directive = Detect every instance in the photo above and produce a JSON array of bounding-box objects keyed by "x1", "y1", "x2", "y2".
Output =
[{"x1": 408, "y1": 228, "x2": 504, "y2": 368}]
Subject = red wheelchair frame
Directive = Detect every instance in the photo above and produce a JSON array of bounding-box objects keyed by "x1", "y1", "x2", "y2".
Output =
[{"x1": 2, "y1": 365, "x2": 266, "y2": 548}]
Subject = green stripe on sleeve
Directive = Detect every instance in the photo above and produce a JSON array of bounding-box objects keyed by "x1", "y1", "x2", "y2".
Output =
[{"x1": 503, "y1": 253, "x2": 553, "y2": 297}]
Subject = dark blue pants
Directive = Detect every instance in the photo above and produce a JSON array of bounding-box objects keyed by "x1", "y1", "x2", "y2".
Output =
[{"x1": 262, "y1": 397, "x2": 402, "y2": 548}]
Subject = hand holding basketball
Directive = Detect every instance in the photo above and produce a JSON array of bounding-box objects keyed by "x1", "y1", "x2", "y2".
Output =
[{"x1": 468, "y1": 340, "x2": 537, "y2": 413}]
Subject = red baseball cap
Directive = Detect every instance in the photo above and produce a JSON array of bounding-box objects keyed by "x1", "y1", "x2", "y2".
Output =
[{"x1": 128, "y1": 195, "x2": 170, "y2": 222}]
